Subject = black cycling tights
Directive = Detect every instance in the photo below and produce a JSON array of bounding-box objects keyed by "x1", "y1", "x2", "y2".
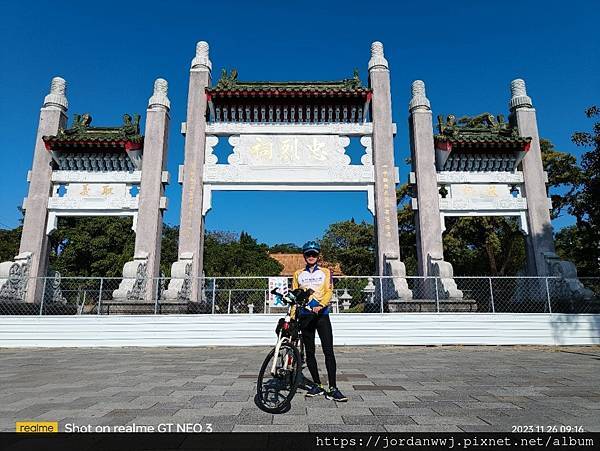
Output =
[{"x1": 300, "y1": 314, "x2": 337, "y2": 388}]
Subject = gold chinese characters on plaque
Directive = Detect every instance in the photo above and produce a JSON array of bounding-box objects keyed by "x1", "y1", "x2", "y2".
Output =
[
  {"x1": 60, "y1": 183, "x2": 127, "y2": 200},
  {"x1": 237, "y1": 135, "x2": 349, "y2": 167},
  {"x1": 453, "y1": 184, "x2": 508, "y2": 199}
]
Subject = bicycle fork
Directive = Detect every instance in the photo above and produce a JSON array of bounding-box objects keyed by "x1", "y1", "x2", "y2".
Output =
[{"x1": 271, "y1": 334, "x2": 290, "y2": 377}]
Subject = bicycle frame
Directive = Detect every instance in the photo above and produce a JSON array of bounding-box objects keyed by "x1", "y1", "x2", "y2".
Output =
[{"x1": 269, "y1": 289, "x2": 311, "y2": 377}]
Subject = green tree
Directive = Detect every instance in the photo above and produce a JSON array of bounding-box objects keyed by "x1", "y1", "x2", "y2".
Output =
[
  {"x1": 555, "y1": 106, "x2": 600, "y2": 275},
  {"x1": 0, "y1": 207, "x2": 25, "y2": 262},
  {"x1": 320, "y1": 219, "x2": 375, "y2": 276},
  {"x1": 570, "y1": 106, "x2": 600, "y2": 232},
  {"x1": 203, "y1": 230, "x2": 283, "y2": 276},
  {"x1": 396, "y1": 182, "x2": 525, "y2": 276},
  {"x1": 269, "y1": 243, "x2": 302, "y2": 253},
  {"x1": 209, "y1": 230, "x2": 238, "y2": 244},
  {"x1": 540, "y1": 138, "x2": 581, "y2": 219},
  {"x1": 160, "y1": 227, "x2": 284, "y2": 277},
  {"x1": 555, "y1": 225, "x2": 596, "y2": 276},
  {"x1": 442, "y1": 216, "x2": 526, "y2": 276},
  {"x1": 160, "y1": 224, "x2": 179, "y2": 276},
  {"x1": 48, "y1": 216, "x2": 135, "y2": 277},
  {"x1": 397, "y1": 183, "x2": 417, "y2": 274},
  {"x1": 0, "y1": 226, "x2": 21, "y2": 263},
  {"x1": 2, "y1": 216, "x2": 313, "y2": 277}
]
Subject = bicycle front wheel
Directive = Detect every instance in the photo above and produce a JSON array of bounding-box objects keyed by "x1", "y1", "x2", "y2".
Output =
[{"x1": 256, "y1": 342, "x2": 301, "y2": 413}]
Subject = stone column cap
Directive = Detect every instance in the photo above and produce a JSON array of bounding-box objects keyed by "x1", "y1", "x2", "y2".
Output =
[
  {"x1": 509, "y1": 78, "x2": 533, "y2": 110},
  {"x1": 409, "y1": 80, "x2": 431, "y2": 112},
  {"x1": 148, "y1": 78, "x2": 171, "y2": 110},
  {"x1": 191, "y1": 41, "x2": 212, "y2": 71},
  {"x1": 43, "y1": 77, "x2": 68, "y2": 110},
  {"x1": 368, "y1": 41, "x2": 388, "y2": 70}
]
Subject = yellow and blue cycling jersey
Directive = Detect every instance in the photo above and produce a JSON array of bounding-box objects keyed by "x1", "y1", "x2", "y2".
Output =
[{"x1": 292, "y1": 264, "x2": 333, "y2": 316}]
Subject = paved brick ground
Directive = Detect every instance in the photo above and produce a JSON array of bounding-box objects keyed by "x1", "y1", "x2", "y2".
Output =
[{"x1": 1, "y1": 345, "x2": 599, "y2": 432}]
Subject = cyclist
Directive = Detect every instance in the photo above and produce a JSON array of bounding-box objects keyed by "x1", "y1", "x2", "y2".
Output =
[{"x1": 293, "y1": 241, "x2": 348, "y2": 402}]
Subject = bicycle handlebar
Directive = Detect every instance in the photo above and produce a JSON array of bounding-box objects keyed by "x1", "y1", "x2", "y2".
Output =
[{"x1": 271, "y1": 287, "x2": 315, "y2": 312}]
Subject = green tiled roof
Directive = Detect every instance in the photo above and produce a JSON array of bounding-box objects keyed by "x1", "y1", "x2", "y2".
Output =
[
  {"x1": 43, "y1": 113, "x2": 143, "y2": 150},
  {"x1": 436, "y1": 135, "x2": 531, "y2": 146},
  {"x1": 207, "y1": 69, "x2": 371, "y2": 97},
  {"x1": 434, "y1": 113, "x2": 531, "y2": 147}
]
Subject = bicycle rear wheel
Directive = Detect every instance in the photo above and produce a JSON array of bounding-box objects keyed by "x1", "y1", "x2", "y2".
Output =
[{"x1": 256, "y1": 342, "x2": 300, "y2": 413}]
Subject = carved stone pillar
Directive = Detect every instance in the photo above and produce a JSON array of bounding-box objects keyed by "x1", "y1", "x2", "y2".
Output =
[
  {"x1": 19, "y1": 77, "x2": 68, "y2": 303},
  {"x1": 511, "y1": 79, "x2": 593, "y2": 300},
  {"x1": 409, "y1": 80, "x2": 462, "y2": 299},
  {"x1": 368, "y1": 42, "x2": 412, "y2": 300},
  {"x1": 114, "y1": 79, "x2": 171, "y2": 302},
  {"x1": 510, "y1": 79, "x2": 555, "y2": 276},
  {"x1": 139, "y1": 79, "x2": 170, "y2": 300},
  {"x1": 166, "y1": 42, "x2": 211, "y2": 302}
]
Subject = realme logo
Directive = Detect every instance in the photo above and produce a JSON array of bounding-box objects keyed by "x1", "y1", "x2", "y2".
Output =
[{"x1": 16, "y1": 421, "x2": 58, "y2": 433}]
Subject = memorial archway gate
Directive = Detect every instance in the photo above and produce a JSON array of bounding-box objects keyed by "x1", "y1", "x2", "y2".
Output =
[
  {"x1": 0, "y1": 78, "x2": 172, "y2": 305},
  {"x1": 3, "y1": 40, "x2": 592, "y2": 313},
  {"x1": 165, "y1": 41, "x2": 414, "y2": 302},
  {"x1": 407, "y1": 79, "x2": 591, "y2": 301}
]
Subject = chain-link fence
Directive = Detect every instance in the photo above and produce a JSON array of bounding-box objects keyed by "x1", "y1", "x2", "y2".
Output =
[{"x1": 0, "y1": 276, "x2": 598, "y2": 315}]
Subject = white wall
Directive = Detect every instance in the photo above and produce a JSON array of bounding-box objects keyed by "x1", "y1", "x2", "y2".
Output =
[{"x1": 0, "y1": 313, "x2": 598, "y2": 347}]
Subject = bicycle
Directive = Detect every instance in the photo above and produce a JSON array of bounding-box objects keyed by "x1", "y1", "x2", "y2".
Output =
[{"x1": 255, "y1": 287, "x2": 314, "y2": 413}]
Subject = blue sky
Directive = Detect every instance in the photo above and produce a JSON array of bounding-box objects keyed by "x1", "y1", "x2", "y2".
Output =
[{"x1": 1, "y1": 1, "x2": 598, "y2": 246}]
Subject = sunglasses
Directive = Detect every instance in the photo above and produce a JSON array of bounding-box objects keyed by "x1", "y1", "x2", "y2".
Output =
[{"x1": 304, "y1": 252, "x2": 319, "y2": 258}]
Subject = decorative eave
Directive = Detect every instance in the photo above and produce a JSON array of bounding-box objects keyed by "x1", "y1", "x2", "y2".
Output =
[
  {"x1": 206, "y1": 69, "x2": 372, "y2": 100},
  {"x1": 434, "y1": 135, "x2": 532, "y2": 151},
  {"x1": 43, "y1": 113, "x2": 144, "y2": 152},
  {"x1": 42, "y1": 113, "x2": 144, "y2": 170},
  {"x1": 43, "y1": 138, "x2": 143, "y2": 151},
  {"x1": 206, "y1": 87, "x2": 372, "y2": 100},
  {"x1": 434, "y1": 113, "x2": 531, "y2": 153},
  {"x1": 433, "y1": 113, "x2": 532, "y2": 172}
]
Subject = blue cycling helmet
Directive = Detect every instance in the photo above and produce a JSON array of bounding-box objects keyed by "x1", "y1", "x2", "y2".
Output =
[{"x1": 302, "y1": 241, "x2": 321, "y2": 254}]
